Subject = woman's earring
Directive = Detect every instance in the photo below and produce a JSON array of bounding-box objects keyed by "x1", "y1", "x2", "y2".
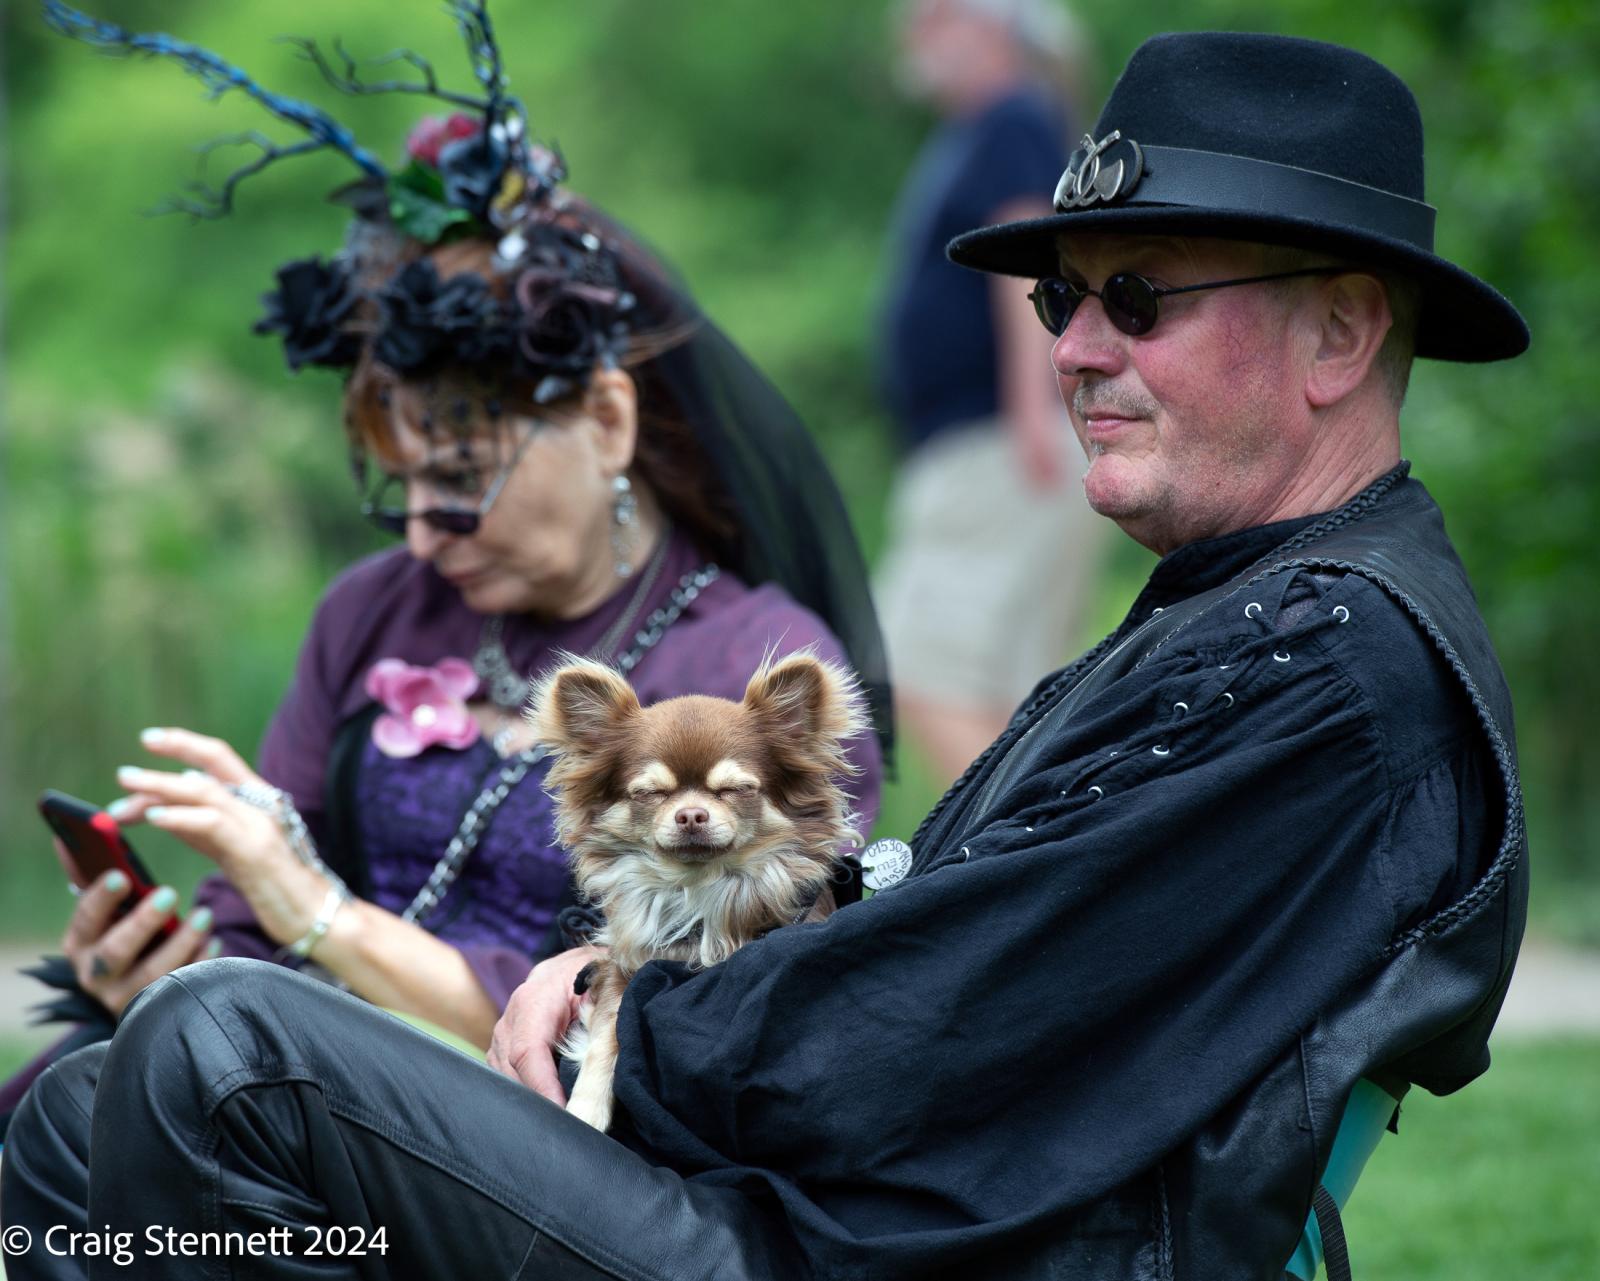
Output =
[{"x1": 611, "y1": 475, "x2": 638, "y2": 578}]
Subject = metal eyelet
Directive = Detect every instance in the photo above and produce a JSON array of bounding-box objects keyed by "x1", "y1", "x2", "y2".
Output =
[
  {"x1": 1108, "y1": 749, "x2": 1119, "y2": 757},
  {"x1": 1151, "y1": 745, "x2": 1171, "y2": 757},
  {"x1": 959, "y1": 846, "x2": 971, "y2": 862},
  {"x1": 1221, "y1": 692, "x2": 1235, "y2": 707},
  {"x1": 1333, "y1": 605, "x2": 1351, "y2": 623},
  {"x1": 1025, "y1": 826, "x2": 1034, "y2": 833},
  {"x1": 1152, "y1": 606, "x2": 1165, "y2": 615},
  {"x1": 1173, "y1": 701, "x2": 1189, "y2": 717},
  {"x1": 1088, "y1": 785, "x2": 1104, "y2": 800},
  {"x1": 1219, "y1": 664, "x2": 1232, "y2": 671},
  {"x1": 1273, "y1": 650, "x2": 1291, "y2": 663},
  {"x1": 1244, "y1": 602, "x2": 1263, "y2": 620}
]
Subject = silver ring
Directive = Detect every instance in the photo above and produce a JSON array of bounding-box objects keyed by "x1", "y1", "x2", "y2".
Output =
[
  {"x1": 1173, "y1": 701, "x2": 1189, "y2": 717},
  {"x1": 959, "y1": 846, "x2": 971, "y2": 863},
  {"x1": 1151, "y1": 745, "x2": 1170, "y2": 757},
  {"x1": 1088, "y1": 785, "x2": 1104, "y2": 800},
  {"x1": 1244, "y1": 602, "x2": 1263, "y2": 620},
  {"x1": 229, "y1": 780, "x2": 284, "y2": 812},
  {"x1": 1221, "y1": 692, "x2": 1235, "y2": 707},
  {"x1": 1333, "y1": 605, "x2": 1351, "y2": 623},
  {"x1": 1273, "y1": 650, "x2": 1291, "y2": 663}
]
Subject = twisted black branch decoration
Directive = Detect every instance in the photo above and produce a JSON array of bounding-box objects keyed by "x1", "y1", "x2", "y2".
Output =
[
  {"x1": 149, "y1": 133, "x2": 325, "y2": 220},
  {"x1": 43, "y1": 0, "x2": 386, "y2": 217},
  {"x1": 282, "y1": 35, "x2": 490, "y2": 112}
]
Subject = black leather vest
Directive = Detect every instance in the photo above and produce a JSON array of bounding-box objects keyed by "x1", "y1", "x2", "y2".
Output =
[{"x1": 910, "y1": 475, "x2": 1527, "y2": 1281}]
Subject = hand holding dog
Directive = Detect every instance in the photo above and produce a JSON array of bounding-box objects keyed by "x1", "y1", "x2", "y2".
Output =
[{"x1": 488, "y1": 945, "x2": 605, "y2": 1103}]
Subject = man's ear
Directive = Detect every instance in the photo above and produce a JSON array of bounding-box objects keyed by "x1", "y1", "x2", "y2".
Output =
[
  {"x1": 528, "y1": 656, "x2": 640, "y2": 753},
  {"x1": 1305, "y1": 273, "x2": 1393, "y2": 409},
  {"x1": 583, "y1": 365, "x2": 640, "y2": 478},
  {"x1": 743, "y1": 652, "x2": 867, "y2": 770}
]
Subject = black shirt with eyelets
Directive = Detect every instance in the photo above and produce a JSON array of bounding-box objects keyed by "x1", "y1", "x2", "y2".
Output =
[{"x1": 611, "y1": 466, "x2": 1514, "y2": 1281}]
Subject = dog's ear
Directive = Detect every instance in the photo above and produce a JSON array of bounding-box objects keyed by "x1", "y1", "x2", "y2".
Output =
[
  {"x1": 528, "y1": 657, "x2": 640, "y2": 753},
  {"x1": 743, "y1": 652, "x2": 867, "y2": 763}
]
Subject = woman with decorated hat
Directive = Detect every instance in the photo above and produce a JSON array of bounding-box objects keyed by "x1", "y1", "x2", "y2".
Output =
[{"x1": 1, "y1": 0, "x2": 888, "y2": 1135}]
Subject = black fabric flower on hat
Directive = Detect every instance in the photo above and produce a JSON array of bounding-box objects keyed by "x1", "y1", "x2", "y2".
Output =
[
  {"x1": 437, "y1": 130, "x2": 510, "y2": 223},
  {"x1": 374, "y1": 260, "x2": 500, "y2": 373},
  {"x1": 253, "y1": 256, "x2": 361, "y2": 371}
]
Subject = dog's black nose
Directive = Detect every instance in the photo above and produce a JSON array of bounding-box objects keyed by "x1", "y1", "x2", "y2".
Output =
[{"x1": 675, "y1": 806, "x2": 710, "y2": 829}]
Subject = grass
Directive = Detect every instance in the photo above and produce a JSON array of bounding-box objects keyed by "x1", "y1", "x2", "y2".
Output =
[
  {"x1": 1342, "y1": 1037, "x2": 1600, "y2": 1280},
  {"x1": 1, "y1": 1034, "x2": 1594, "y2": 1277}
]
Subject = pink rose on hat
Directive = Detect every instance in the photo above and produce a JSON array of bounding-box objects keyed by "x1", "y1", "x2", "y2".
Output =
[{"x1": 405, "y1": 113, "x2": 482, "y2": 168}]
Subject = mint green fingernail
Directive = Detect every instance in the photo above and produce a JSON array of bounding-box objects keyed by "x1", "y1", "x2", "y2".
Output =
[
  {"x1": 107, "y1": 797, "x2": 136, "y2": 820},
  {"x1": 205, "y1": 939, "x2": 223, "y2": 959},
  {"x1": 146, "y1": 806, "x2": 170, "y2": 822},
  {"x1": 187, "y1": 907, "x2": 213, "y2": 933},
  {"x1": 140, "y1": 727, "x2": 167, "y2": 745},
  {"x1": 151, "y1": 887, "x2": 178, "y2": 913},
  {"x1": 104, "y1": 871, "x2": 129, "y2": 894}
]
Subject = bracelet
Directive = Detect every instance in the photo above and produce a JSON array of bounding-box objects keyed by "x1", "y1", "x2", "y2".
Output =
[{"x1": 290, "y1": 882, "x2": 351, "y2": 960}]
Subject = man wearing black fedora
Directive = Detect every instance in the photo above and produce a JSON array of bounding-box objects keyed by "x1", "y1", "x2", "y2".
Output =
[{"x1": 2, "y1": 32, "x2": 1527, "y2": 1281}]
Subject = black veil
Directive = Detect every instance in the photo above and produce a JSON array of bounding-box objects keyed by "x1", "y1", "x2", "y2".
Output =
[
  {"x1": 591, "y1": 208, "x2": 894, "y2": 759},
  {"x1": 656, "y1": 312, "x2": 894, "y2": 760}
]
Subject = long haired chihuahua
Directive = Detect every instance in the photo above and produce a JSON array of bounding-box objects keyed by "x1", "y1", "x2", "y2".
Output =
[{"x1": 528, "y1": 651, "x2": 866, "y2": 1133}]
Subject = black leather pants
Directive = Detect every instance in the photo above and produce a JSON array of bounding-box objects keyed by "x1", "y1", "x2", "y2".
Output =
[{"x1": 0, "y1": 959, "x2": 804, "y2": 1280}]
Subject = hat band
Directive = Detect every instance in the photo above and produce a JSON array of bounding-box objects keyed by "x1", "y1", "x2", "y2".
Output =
[{"x1": 1070, "y1": 144, "x2": 1438, "y2": 253}]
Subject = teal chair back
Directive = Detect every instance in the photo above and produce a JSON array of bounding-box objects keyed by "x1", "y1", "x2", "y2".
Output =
[{"x1": 1284, "y1": 1077, "x2": 1407, "y2": 1280}]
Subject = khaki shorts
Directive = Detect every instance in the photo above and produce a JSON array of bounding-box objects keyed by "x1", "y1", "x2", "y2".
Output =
[{"x1": 875, "y1": 419, "x2": 1109, "y2": 710}]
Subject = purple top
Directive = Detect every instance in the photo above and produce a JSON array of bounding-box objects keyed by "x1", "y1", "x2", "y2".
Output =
[{"x1": 196, "y1": 533, "x2": 883, "y2": 1012}]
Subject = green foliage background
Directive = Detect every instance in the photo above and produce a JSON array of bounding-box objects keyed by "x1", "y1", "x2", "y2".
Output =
[{"x1": 2, "y1": 0, "x2": 1596, "y2": 944}]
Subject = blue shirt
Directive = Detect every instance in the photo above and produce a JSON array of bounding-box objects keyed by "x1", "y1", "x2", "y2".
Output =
[{"x1": 878, "y1": 87, "x2": 1069, "y2": 450}]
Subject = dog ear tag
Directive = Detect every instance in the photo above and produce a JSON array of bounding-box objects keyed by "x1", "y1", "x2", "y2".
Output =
[{"x1": 861, "y1": 839, "x2": 914, "y2": 891}]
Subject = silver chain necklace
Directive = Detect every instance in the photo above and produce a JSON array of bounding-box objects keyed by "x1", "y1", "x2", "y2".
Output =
[{"x1": 401, "y1": 562, "x2": 721, "y2": 928}]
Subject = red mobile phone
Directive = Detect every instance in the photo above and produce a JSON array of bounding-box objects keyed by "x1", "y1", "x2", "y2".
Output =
[{"x1": 38, "y1": 789, "x2": 177, "y2": 937}]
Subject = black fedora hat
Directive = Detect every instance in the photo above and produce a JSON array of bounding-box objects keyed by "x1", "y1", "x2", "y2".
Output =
[{"x1": 947, "y1": 32, "x2": 1528, "y2": 362}]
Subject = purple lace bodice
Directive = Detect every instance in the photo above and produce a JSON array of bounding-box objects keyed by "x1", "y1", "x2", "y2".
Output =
[{"x1": 355, "y1": 734, "x2": 568, "y2": 956}]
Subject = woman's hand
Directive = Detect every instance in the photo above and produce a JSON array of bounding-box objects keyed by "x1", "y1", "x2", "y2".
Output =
[
  {"x1": 487, "y1": 945, "x2": 604, "y2": 1104},
  {"x1": 111, "y1": 727, "x2": 329, "y2": 949},
  {"x1": 56, "y1": 855, "x2": 215, "y2": 1017}
]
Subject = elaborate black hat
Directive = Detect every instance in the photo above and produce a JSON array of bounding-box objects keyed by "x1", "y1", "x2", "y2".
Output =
[{"x1": 947, "y1": 32, "x2": 1528, "y2": 362}]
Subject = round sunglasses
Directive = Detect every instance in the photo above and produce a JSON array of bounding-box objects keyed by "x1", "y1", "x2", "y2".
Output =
[
  {"x1": 358, "y1": 426, "x2": 542, "y2": 537},
  {"x1": 1028, "y1": 267, "x2": 1344, "y2": 338}
]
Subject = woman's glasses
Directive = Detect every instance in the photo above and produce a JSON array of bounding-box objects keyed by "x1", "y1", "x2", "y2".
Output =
[
  {"x1": 1027, "y1": 267, "x2": 1344, "y2": 338},
  {"x1": 359, "y1": 427, "x2": 541, "y2": 537}
]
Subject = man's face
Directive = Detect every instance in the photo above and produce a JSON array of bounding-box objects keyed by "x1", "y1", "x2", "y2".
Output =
[
  {"x1": 895, "y1": 0, "x2": 1004, "y2": 104},
  {"x1": 1050, "y1": 234, "x2": 1316, "y2": 554}
]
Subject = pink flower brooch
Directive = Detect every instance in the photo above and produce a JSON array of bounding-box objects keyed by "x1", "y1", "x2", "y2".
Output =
[{"x1": 365, "y1": 657, "x2": 482, "y2": 757}]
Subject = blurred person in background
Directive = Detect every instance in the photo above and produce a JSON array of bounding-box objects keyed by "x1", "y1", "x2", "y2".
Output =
[
  {"x1": 0, "y1": 1, "x2": 887, "y2": 1142},
  {"x1": 876, "y1": 0, "x2": 1108, "y2": 783}
]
